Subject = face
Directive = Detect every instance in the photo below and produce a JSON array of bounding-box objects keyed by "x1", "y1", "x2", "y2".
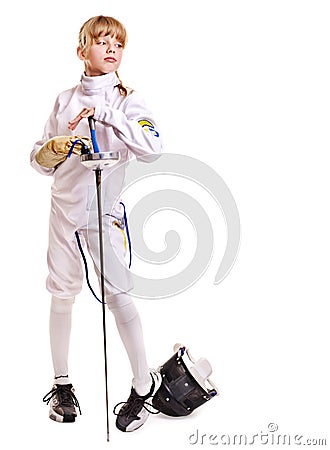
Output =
[{"x1": 78, "y1": 34, "x2": 124, "y2": 76}]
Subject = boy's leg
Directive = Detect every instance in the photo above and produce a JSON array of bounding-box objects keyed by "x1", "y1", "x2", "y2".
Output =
[
  {"x1": 85, "y1": 216, "x2": 161, "y2": 431},
  {"x1": 44, "y1": 221, "x2": 84, "y2": 422},
  {"x1": 108, "y1": 292, "x2": 161, "y2": 432},
  {"x1": 44, "y1": 296, "x2": 82, "y2": 423},
  {"x1": 46, "y1": 221, "x2": 84, "y2": 380},
  {"x1": 49, "y1": 296, "x2": 75, "y2": 384},
  {"x1": 107, "y1": 292, "x2": 151, "y2": 395},
  {"x1": 85, "y1": 217, "x2": 150, "y2": 391}
]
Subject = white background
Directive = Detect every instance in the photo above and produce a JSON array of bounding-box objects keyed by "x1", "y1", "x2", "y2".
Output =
[{"x1": 0, "y1": 0, "x2": 329, "y2": 448}]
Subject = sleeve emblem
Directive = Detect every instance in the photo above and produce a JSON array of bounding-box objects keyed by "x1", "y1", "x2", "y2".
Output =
[{"x1": 138, "y1": 119, "x2": 160, "y2": 137}]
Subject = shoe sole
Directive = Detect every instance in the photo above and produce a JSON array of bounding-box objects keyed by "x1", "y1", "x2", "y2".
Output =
[{"x1": 49, "y1": 407, "x2": 76, "y2": 423}]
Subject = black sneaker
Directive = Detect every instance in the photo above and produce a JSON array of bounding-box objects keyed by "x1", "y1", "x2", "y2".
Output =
[
  {"x1": 43, "y1": 384, "x2": 81, "y2": 423},
  {"x1": 114, "y1": 371, "x2": 161, "y2": 432}
]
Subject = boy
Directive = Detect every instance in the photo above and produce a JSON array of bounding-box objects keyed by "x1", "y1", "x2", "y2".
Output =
[{"x1": 31, "y1": 15, "x2": 162, "y2": 432}]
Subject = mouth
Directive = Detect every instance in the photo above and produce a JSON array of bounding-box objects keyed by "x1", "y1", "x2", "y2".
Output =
[{"x1": 104, "y1": 57, "x2": 117, "y2": 63}]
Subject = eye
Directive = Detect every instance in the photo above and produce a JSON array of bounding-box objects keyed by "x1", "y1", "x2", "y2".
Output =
[
  {"x1": 115, "y1": 43, "x2": 123, "y2": 48},
  {"x1": 97, "y1": 40, "x2": 107, "y2": 46}
]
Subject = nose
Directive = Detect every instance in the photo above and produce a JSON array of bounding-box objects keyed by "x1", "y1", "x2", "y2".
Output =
[{"x1": 107, "y1": 45, "x2": 115, "y2": 53}]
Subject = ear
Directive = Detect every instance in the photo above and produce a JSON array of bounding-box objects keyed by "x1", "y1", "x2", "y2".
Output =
[{"x1": 77, "y1": 47, "x2": 85, "y2": 61}]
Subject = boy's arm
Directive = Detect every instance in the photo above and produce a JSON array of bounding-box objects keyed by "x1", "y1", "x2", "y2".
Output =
[
  {"x1": 30, "y1": 100, "x2": 59, "y2": 176},
  {"x1": 93, "y1": 92, "x2": 162, "y2": 159}
]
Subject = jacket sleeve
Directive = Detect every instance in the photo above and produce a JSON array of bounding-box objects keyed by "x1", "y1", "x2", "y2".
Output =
[
  {"x1": 30, "y1": 98, "x2": 59, "y2": 176},
  {"x1": 93, "y1": 91, "x2": 162, "y2": 161}
]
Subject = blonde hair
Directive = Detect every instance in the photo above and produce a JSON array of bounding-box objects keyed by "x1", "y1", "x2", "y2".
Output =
[{"x1": 79, "y1": 15, "x2": 129, "y2": 96}]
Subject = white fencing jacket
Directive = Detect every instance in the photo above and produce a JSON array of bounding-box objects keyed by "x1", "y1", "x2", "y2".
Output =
[{"x1": 31, "y1": 72, "x2": 162, "y2": 238}]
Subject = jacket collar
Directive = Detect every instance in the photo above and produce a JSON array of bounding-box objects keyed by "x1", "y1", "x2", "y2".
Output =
[{"x1": 80, "y1": 72, "x2": 119, "y2": 95}]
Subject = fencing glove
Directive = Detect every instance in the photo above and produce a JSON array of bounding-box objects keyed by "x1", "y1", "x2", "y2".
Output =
[{"x1": 35, "y1": 135, "x2": 91, "y2": 168}]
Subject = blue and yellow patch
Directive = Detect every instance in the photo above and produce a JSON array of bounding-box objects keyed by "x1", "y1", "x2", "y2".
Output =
[{"x1": 138, "y1": 119, "x2": 160, "y2": 137}]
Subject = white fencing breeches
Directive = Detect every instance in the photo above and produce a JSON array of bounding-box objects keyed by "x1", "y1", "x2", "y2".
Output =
[
  {"x1": 47, "y1": 214, "x2": 150, "y2": 394},
  {"x1": 46, "y1": 213, "x2": 133, "y2": 298}
]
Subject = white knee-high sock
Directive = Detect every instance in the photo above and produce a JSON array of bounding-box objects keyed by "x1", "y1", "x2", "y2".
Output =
[
  {"x1": 49, "y1": 296, "x2": 75, "y2": 385},
  {"x1": 107, "y1": 293, "x2": 151, "y2": 395}
]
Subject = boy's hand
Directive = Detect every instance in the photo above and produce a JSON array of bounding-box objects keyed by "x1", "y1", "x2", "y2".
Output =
[
  {"x1": 35, "y1": 135, "x2": 91, "y2": 168},
  {"x1": 68, "y1": 107, "x2": 95, "y2": 131}
]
